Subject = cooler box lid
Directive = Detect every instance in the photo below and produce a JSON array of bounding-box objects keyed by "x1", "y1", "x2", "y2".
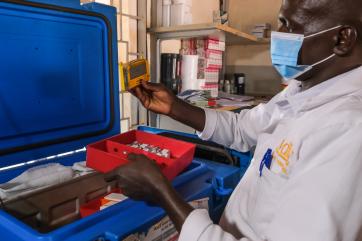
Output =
[{"x1": 0, "y1": 0, "x2": 120, "y2": 167}]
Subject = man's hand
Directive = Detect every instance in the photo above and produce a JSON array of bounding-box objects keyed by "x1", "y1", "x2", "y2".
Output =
[
  {"x1": 129, "y1": 81, "x2": 206, "y2": 132},
  {"x1": 117, "y1": 153, "x2": 194, "y2": 232},
  {"x1": 129, "y1": 82, "x2": 177, "y2": 115},
  {"x1": 116, "y1": 153, "x2": 170, "y2": 203}
]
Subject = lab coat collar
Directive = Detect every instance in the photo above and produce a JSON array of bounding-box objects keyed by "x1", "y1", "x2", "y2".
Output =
[{"x1": 276, "y1": 66, "x2": 362, "y2": 114}]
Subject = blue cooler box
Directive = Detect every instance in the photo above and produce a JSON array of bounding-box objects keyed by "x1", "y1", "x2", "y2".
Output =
[{"x1": 0, "y1": 0, "x2": 244, "y2": 240}]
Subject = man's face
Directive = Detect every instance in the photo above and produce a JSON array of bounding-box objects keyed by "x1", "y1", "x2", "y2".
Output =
[{"x1": 278, "y1": 0, "x2": 340, "y2": 66}]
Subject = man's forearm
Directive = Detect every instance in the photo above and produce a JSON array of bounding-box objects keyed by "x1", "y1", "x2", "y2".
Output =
[
  {"x1": 158, "y1": 181, "x2": 194, "y2": 232},
  {"x1": 169, "y1": 98, "x2": 206, "y2": 132},
  {"x1": 158, "y1": 99, "x2": 205, "y2": 231}
]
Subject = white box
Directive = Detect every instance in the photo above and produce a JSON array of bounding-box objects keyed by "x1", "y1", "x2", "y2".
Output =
[
  {"x1": 198, "y1": 57, "x2": 223, "y2": 69},
  {"x1": 162, "y1": 0, "x2": 172, "y2": 27},
  {"x1": 93, "y1": 0, "x2": 111, "y2": 5},
  {"x1": 172, "y1": 0, "x2": 192, "y2": 5},
  {"x1": 198, "y1": 68, "x2": 219, "y2": 82},
  {"x1": 196, "y1": 38, "x2": 226, "y2": 51},
  {"x1": 170, "y1": 3, "x2": 192, "y2": 26},
  {"x1": 184, "y1": 12, "x2": 193, "y2": 25},
  {"x1": 104, "y1": 193, "x2": 128, "y2": 202},
  {"x1": 196, "y1": 48, "x2": 223, "y2": 60}
]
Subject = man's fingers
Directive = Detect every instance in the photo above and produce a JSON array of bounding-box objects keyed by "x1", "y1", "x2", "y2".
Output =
[
  {"x1": 141, "y1": 81, "x2": 162, "y2": 92},
  {"x1": 133, "y1": 86, "x2": 144, "y2": 100},
  {"x1": 127, "y1": 153, "x2": 150, "y2": 162},
  {"x1": 127, "y1": 153, "x2": 139, "y2": 161},
  {"x1": 122, "y1": 189, "x2": 143, "y2": 201},
  {"x1": 134, "y1": 86, "x2": 152, "y2": 106},
  {"x1": 128, "y1": 87, "x2": 137, "y2": 96}
]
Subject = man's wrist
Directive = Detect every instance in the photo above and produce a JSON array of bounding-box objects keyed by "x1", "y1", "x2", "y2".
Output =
[
  {"x1": 154, "y1": 179, "x2": 176, "y2": 207},
  {"x1": 168, "y1": 97, "x2": 184, "y2": 119},
  {"x1": 155, "y1": 180, "x2": 194, "y2": 232}
]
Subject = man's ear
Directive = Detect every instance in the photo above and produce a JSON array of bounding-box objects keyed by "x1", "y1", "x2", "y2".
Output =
[{"x1": 334, "y1": 25, "x2": 358, "y2": 56}]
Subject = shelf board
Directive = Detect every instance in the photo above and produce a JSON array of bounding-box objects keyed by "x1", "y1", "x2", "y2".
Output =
[{"x1": 148, "y1": 23, "x2": 269, "y2": 45}]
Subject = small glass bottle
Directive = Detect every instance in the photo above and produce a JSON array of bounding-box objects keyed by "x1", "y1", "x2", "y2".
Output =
[
  {"x1": 224, "y1": 80, "x2": 231, "y2": 94},
  {"x1": 230, "y1": 79, "x2": 236, "y2": 94},
  {"x1": 219, "y1": 79, "x2": 224, "y2": 91}
]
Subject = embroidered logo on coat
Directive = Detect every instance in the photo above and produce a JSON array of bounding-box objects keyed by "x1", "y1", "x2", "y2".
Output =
[{"x1": 273, "y1": 140, "x2": 293, "y2": 175}]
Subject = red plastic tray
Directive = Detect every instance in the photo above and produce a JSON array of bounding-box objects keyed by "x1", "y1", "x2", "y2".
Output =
[{"x1": 86, "y1": 130, "x2": 196, "y2": 180}]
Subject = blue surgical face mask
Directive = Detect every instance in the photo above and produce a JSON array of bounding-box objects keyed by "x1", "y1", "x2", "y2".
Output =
[{"x1": 271, "y1": 25, "x2": 341, "y2": 81}]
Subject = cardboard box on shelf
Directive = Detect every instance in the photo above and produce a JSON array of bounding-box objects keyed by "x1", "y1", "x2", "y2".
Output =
[
  {"x1": 251, "y1": 23, "x2": 271, "y2": 38},
  {"x1": 196, "y1": 48, "x2": 223, "y2": 60},
  {"x1": 196, "y1": 38, "x2": 226, "y2": 51},
  {"x1": 179, "y1": 37, "x2": 224, "y2": 93},
  {"x1": 198, "y1": 57, "x2": 223, "y2": 69},
  {"x1": 198, "y1": 68, "x2": 219, "y2": 82}
]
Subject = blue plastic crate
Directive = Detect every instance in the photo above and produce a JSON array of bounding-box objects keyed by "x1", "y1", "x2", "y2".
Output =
[
  {"x1": 0, "y1": 157, "x2": 241, "y2": 241},
  {"x1": 138, "y1": 126, "x2": 253, "y2": 174}
]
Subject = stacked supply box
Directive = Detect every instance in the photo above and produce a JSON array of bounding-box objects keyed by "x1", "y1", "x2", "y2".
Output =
[
  {"x1": 251, "y1": 23, "x2": 271, "y2": 38},
  {"x1": 180, "y1": 38, "x2": 225, "y2": 97}
]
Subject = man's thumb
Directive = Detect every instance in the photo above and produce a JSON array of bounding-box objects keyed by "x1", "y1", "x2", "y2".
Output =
[{"x1": 141, "y1": 81, "x2": 161, "y2": 92}]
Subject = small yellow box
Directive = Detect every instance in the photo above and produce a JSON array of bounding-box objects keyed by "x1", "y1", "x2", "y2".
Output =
[{"x1": 123, "y1": 58, "x2": 150, "y2": 90}]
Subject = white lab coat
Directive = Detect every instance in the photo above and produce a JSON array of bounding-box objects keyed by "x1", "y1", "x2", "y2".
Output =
[{"x1": 178, "y1": 67, "x2": 362, "y2": 241}]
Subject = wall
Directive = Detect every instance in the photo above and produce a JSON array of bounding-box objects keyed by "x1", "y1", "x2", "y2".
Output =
[
  {"x1": 161, "y1": 0, "x2": 219, "y2": 54},
  {"x1": 228, "y1": 0, "x2": 281, "y2": 32},
  {"x1": 226, "y1": 0, "x2": 283, "y2": 95},
  {"x1": 191, "y1": 0, "x2": 219, "y2": 24}
]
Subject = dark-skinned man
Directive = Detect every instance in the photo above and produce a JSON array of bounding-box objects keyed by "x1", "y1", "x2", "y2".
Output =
[{"x1": 117, "y1": 0, "x2": 362, "y2": 240}]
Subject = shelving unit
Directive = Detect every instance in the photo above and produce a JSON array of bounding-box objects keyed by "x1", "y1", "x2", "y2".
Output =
[
  {"x1": 148, "y1": 23, "x2": 269, "y2": 45},
  {"x1": 148, "y1": 23, "x2": 270, "y2": 91},
  {"x1": 148, "y1": 23, "x2": 270, "y2": 128},
  {"x1": 148, "y1": 1, "x2": 270, "y2": 129}
]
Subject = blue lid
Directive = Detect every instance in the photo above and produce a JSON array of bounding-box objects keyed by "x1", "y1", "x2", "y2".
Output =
[{"x1": 0, "y1": 0, "x2": 120, "y2": 167}]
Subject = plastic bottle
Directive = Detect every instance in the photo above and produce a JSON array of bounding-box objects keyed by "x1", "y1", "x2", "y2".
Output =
[
  {"x1": 234, "y1": 73, "x2": 245, "y2": 95},
  {"x1": 224, "y1": 80, "x2": 231, "y2": 93},
  {"x1": 230, "y1": 79, "x2": 236, "y2": 94},
  {"x1": 219, "y1": 79, "x2": 224, "y2": 91}
]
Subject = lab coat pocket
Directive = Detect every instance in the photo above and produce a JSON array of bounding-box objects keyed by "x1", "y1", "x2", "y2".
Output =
[{"x1": 250, "y1": 168, "x2": 288, "y2": 232}]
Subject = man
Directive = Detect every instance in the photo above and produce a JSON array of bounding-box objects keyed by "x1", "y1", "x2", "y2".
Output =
[{"x1": 117, "y1": 0, "x2": 362, "y2": 240}]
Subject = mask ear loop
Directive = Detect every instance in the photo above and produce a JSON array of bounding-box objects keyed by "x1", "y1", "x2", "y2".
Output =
[
  {"x1": 310, "y1": 54, "x2": 336, "y2": 67},
  {"x1": 291, "y1": 53, "x2": 337, "y2": 81},
  {"x1": 297, "y1": 26, "x2": 341, "y2": 66},
  {"x1": 304, "y1": 25, "x2": 342, "y2": 39},
  {"x1": 303, "y1": 26, "x2": 342, "y2": 68}
]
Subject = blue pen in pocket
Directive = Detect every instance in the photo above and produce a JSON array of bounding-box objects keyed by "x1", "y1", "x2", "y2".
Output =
[{"x1": 259, "y1": 149, "x2": 273, "y2": 177}]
